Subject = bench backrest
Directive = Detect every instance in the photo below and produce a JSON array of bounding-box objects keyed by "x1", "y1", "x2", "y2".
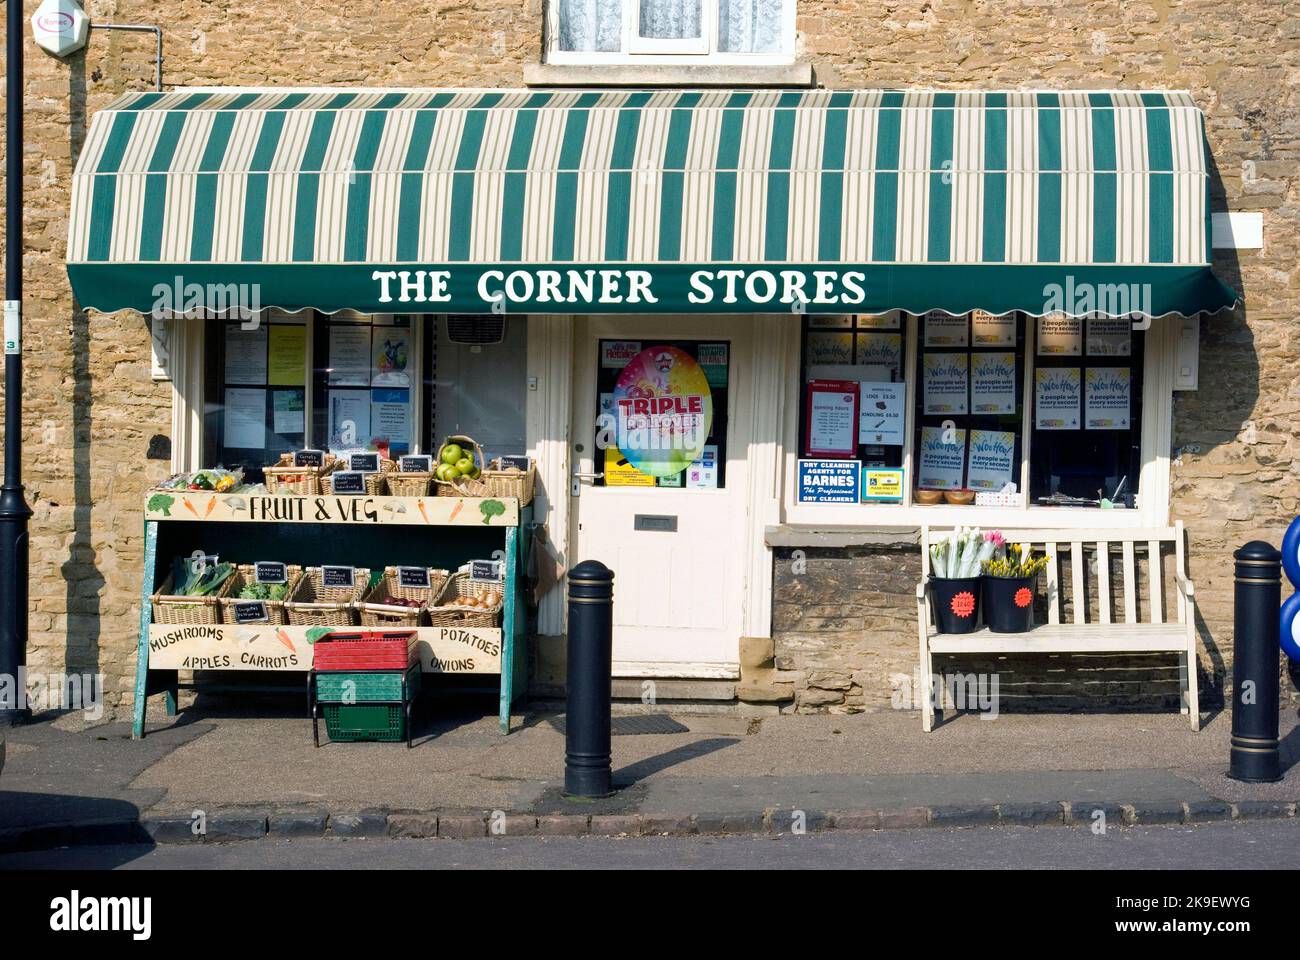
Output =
[{"x1": 921, "y1": 522, "x2": 1188, "y2": 626}]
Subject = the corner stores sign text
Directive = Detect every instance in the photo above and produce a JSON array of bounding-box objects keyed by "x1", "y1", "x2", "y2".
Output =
[{"x1": 371, "y1": 267, "x2": 883, "y2": 310}]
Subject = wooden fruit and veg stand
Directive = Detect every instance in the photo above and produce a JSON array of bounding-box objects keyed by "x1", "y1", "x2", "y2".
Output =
[{"x1": 132, "y1": 488, "x2": 531, "y2": 739}]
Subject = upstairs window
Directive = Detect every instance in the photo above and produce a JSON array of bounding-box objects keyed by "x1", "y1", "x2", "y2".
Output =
[{"x1": 550, "y1": 0, "x2": 795, "y2": 63}]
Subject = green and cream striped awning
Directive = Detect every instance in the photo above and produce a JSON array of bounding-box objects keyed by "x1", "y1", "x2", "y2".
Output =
[{"x1": 67, "y1": 88, "x2": 1237, "y2": 317}]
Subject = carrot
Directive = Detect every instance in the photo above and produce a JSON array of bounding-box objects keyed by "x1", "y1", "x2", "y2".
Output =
[
  {"x1": 182, "y1": 497, "x2": 199, "y2": 517},
  {"x1": 204, "y1": 497, "x2": 216, "y2": 518},
  {"x1": 448, "y1": 500, "x2": 463, "y2": 522},
  {"x1": 275, "y1": 628, "x2": 297, "y2": 653},
  {"x1": 418, "y1": 500, "x2": 431, "y2": 523}
]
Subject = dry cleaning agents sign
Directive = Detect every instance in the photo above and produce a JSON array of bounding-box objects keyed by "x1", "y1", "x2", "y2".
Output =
[
  {"x1": 612, "y1": 346, "x2": 712, "y2": 478},
  {"x1": 797, "y1": 459, "x2": 862, "y2": 504}
]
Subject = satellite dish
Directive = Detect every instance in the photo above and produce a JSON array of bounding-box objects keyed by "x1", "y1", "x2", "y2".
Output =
[{"x1": 32, "y1": 0, "x2": 89, "y2": 58}]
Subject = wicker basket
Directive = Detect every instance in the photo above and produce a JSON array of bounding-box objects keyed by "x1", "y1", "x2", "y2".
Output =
[
  {"x1": 356, "y1": 566, "x2": 450, "y2": 628},
  {"x1": 150, "y1": 571, "x2": 235, "y2": 625},
  {"x1": 481, "y1": 458, "x2": 535, "y2": 505},
  {"x1": 385, "y1": 471, "x2": 433, "y2": 497},
  {"x1": 320, "y1": 457, "x2": 395, "y2": 496},
  {"x1": 433, "y1": 435, "x2": 488, "y2": 498},
  {"x1": 285, "y1": 566, "x2": 371, "y2": 627},
  {"x1": 429, "y1": 571, "x2": 503, "y2": 628},
  {"x1": 264, "y1": 453, "x2": 338, "y2": 496},
  {"x1": 218, "y1": 564, "x2": 305, "y2": 625}
]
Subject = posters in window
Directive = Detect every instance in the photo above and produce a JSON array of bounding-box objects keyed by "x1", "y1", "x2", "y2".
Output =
[
  {"x1": 271, "y1": 389, "x2": 305, "y2": 436},
  {"x1": 1035, "y1": 367, "x2": 1082, "y2": 429},
  {"x1": 971, "y1": 311, "x2": 1016, "y2": 346},
  {"x1": 806, "y1": 331, "x2": 854, "y2": 365},
  {"x1": 371, "y1": 387, "x2": 412, "y2": 455},
  {"x1": 805, "y1": 380, "x2": 859, "y2": 456},
  {"x1": 1085, "y1": 367, "x2": 1131, "y2": 429},
  {"x1": 970, "y1": 352, "x2": 1017, "y2": 415},
  {"x1": 966, "y1": 429, "x2": 1017, "y2": 491},
  {"x1": 267, "y1": 325, "x2": 307, "y2": 386},
  {"x1": 807, "y1": 315, "x2": 853, "y2": 329},
  {"x1": 224, "y1": 325, "x2": 268, "y2": 385},
  {"x1": 924, "y1": 311, "x2": 968, "y2": 347},
  {"x1": 858, "y1": 381, "x2": 905, "y2": 446},
  {"x1": 922, "y1": 353, "x2": 969, "y2": 415},
  {"x1": 222, "y1": 387, "x2": 266, "y2": 449},
  {"x1": 601, "y1": 341, "x2": 641, "y2": 367},
  {"x1": 328, "y1": 389, "x2": 371, "y2": 448},
  {"x1": 1086, "y1": 317, "x2": 1132, "y2": 357},
  {"x1": 854, "y1": 332, "x2": 902, "y2": 376},
  {"x1": 1037, "y1": 314, "x2": 1082, "y2": 355},
  {"x1": 698, "y1": 343, "x2": 729, "y2": 387},
  {"x1": 685, "y1": 444, "x2": 719, "y2": 489},
  {"x1": 917, "y1": 426, "x2": 967, "y2": 490},
  {"x1": 371, "y1": 327, "x2": 411, "y2": 387},
  {"x1": 856, "y1": 311, "x2": 901, "y2": 330},
  {"x1": 327, "y1": 325, "x2": 371, "y2": 386}
]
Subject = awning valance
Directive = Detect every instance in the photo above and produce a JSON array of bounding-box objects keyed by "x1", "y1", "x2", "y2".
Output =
[{"x1": 67, "y1": 87, "x2": 1238, "y2": 317}]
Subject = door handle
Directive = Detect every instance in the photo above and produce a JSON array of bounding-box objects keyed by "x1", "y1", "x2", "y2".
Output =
[{"x1": 571, "y1": 471, "x2": 603, "y2": 497}]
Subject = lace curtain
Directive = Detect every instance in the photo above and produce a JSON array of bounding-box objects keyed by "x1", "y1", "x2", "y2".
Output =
[
  {"x1": 557, "y1": 0, "x2": 784, "y2": 53},
  {"x1": 718, "y1": 0, "x2": 783, "y2": 53}
]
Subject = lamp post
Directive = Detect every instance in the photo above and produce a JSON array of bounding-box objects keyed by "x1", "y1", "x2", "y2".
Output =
[{"x1": 1, "y1": 0, "x2": 34, "y2": 726}]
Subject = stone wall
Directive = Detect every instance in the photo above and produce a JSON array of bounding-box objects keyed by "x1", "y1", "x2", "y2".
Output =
[{"x1": 0, "y1": 0, "x2": 1296, "y2": 716}]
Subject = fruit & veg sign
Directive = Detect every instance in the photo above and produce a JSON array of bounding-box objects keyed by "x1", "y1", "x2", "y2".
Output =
[{"x1": 143, "y1": 490, "x2": 518, "y2": 526}]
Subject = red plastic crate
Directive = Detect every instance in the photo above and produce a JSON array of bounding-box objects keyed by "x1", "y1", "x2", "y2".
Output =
[{"x1": 312, "y1": 630, "x2": 419, "y2": 671}]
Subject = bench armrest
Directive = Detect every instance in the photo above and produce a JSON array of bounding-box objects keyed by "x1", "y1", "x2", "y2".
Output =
[
  {"x1": 1175, "y1": 572, "x2": 1194, "y2": 597},
  {"x1": 915, "y1": 581, "x2": 928, "y2": 600}
]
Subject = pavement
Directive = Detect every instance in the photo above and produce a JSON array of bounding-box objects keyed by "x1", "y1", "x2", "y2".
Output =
[{"x1": 1, "y1": 693, "x2": 1297, "y2": 852}]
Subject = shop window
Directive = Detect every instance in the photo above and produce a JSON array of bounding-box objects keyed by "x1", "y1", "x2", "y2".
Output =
[
  {"x1": 203, "y1": 313, "x2": 431, "y2": 479},
  {"x1": 795, "y1": 313, "x2": 1145, "y2": 510},
  {"x1": 593, "y1": 339, "x2": 729, "y2": 489},
  {"x1": 433, "y1": 316, "x2": 527, "y2": 464},
  {"x1": 550, "y1": 0, "x2": 794, "y2": 63}
]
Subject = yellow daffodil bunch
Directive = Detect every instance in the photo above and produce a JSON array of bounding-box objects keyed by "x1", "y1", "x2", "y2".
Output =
[{"x1": 981, "y1": 541, "x2": 1050, "y2": 579}]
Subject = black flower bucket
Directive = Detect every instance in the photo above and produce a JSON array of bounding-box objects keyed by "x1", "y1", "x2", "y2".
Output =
[
  {"x1": 982, "y1": 575, "x2": 1037, "y2": 633},
  {"x1": 929, "y1": 576, "x2": 981, "y2": 634}
]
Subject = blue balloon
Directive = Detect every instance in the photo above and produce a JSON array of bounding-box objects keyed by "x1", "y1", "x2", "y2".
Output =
[
  {"x1": 1280, "y1": 592, "x2": 1300, "y2": 662},
  {"x1": 1282, "y1": 516, "x2": 1300, "y2": 590}
]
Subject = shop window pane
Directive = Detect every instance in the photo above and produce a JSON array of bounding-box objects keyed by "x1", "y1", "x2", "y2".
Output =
[
  {"x1": 311, "y1": 315, "x2": 421, "y2": 460},
  {"x1": 433, "y1": 316, "x2": 527, "y2": 465},
  {"x1": 595, "y1": 340, "x2": 728, "y2": 489},
  {"x1": 797, "y1": 315, "x2": 908, "y2": 504},
  {"x1": 1029, "y1": 319, "x2": 1144, "y2": 507},
  {"x1": 558, "y1": 0, "x2": 623, "y2": 51},
  {"x1": 203, "y1": 313, "x2": 310, "y2": 479},
  {"x1": 912, "y1": 312, "x2": 1026, "y2": 505}
]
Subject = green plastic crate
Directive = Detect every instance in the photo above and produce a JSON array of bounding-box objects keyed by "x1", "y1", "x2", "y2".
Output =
[
  {"x1": 322, "y1": 703, "x2": 406, "y2": 742},
  {"x1": 315, "y1": 669, "x2": 419, "y2": 703}
]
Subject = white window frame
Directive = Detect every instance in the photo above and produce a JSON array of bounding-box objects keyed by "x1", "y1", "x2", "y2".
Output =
[
  {"x1": 545, "y1": 0, "x2": 797, "y2": 66},
  {"x1": 780, "y1": 313, "x2": 1177, "y2": 531}
]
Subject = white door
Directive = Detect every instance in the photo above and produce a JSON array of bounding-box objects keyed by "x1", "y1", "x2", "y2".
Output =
[{"x1": 568, "y1": 317, "x2": 751, "y2": 678}]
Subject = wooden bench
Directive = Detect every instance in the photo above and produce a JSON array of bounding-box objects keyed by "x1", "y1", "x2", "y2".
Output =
[{"x1": 915, "y1": 523, "x2": 1199, "y2": 731}]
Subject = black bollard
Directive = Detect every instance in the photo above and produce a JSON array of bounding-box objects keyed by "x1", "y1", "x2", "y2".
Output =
[
  {"x1": 1229, "y1": 541, "x2": 1282, "y2": 783},
  {"x1": 564, "y1": 559, "x2": 614, "y2": 798}
]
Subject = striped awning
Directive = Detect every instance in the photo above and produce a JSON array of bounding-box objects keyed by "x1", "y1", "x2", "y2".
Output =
[{"x1": 67, "y1": 88, "x2": 1237, "y2": 317}]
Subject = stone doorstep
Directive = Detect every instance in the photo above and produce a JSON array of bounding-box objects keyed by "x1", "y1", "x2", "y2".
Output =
[{"x1": 4, "y1": 799, "x2": 1291, "y2": 852}]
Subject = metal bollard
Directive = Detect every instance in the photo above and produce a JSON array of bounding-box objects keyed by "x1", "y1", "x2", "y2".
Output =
[
  {"x1": 564, "y1": 560, "x2": 614, "y2": 798},
  {"x1": 1229, "y1": 541, "x2": 1282, "y2": 783}
]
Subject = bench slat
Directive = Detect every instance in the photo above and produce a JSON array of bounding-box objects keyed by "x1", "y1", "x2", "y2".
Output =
[
  {"x1": 1071, "y1": 541, "x2": 1085, "y2": 625},
  {"x1": 1147, "y1": 539, "x2": 1163, "y2": 624},
  {"x1": 929, "y1": 623, "x2": 1188, "y2": 653},
  {"x1": 1096, "y1": 541, "x2": 1111, "y2": 624},
  {"x1": 1122, "y1": 541, "x2": 1137, "y2": 624},
  {"x1": 1045, "y1": 541, "x2": 1060, "y2": 625}
]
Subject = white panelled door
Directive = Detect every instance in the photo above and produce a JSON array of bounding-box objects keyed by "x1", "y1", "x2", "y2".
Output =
[{"x1": 568, "y1": 317, "x2": 752, "y2": 677}]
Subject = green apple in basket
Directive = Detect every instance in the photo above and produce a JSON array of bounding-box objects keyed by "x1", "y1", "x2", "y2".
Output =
[
  {"x1": 435, "y1": 463, "x2": 458, "y2": 482},
  {"x1": 441, "y1": 443, "x2": 464, "y2": 466},
  {"x1": 454, "y1": 457, "x2": 475, "y2": 476}
]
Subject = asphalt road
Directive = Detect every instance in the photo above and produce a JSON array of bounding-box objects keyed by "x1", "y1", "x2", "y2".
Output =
[{"x1": 4, "y1": 820, "x2": 1298, "y2": 870}]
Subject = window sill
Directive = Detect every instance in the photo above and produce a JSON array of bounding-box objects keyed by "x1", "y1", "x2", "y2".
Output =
[{"x1": 523, "y1": 61, "x2": 814, "y2": 88}]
